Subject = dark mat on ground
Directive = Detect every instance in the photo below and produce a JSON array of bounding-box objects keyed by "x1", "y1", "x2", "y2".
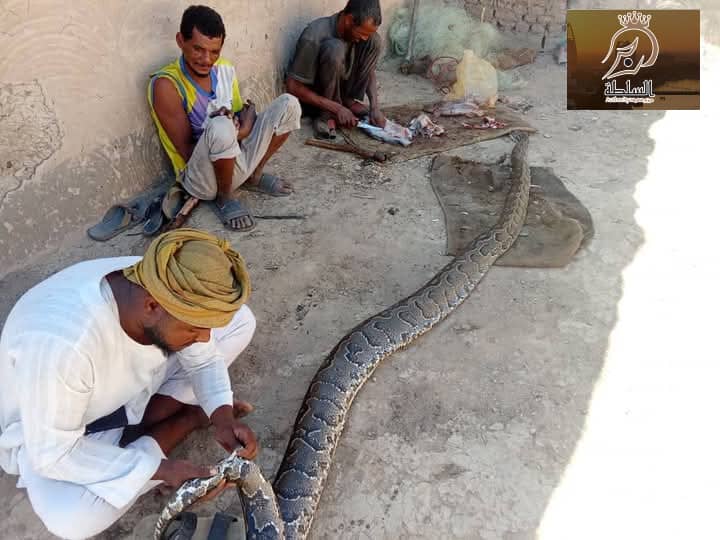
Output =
[
  {"x1": 430, "y1": 155, "x2": 594, "y2": 268},
  {"x1": 344, "y1": 103, "x2": 536, "y2": 162}
]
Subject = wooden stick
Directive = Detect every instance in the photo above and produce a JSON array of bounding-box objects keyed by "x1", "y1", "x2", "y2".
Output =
[
  {"x1": 305, "y1": 138, "x2": 358, "y2": 155},
  {"x1": 304, "y1": 138, "x2": 387, "y2": 162},
  {"x1": 162, "y1": 196, "x2": 200, "y2": 232}
]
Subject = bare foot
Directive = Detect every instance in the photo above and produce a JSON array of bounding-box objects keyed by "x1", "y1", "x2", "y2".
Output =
[
  {"x1": 215, "y1": 195, "x2": 255, "y2": 231},
  {"x1": 183, "y1": 400, "x2": 253, "y2": 427},
  {"x1": 233, "y1": 400, "x2": 254, "y2": 418},
  {"x1": 246, "y1": 173, "x2": 293, "y2": 196}
]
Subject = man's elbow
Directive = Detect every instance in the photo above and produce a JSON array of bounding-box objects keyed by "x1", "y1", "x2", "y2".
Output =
[{"x1": 286, "y1": 77, "x2": 302, "y2": 99}]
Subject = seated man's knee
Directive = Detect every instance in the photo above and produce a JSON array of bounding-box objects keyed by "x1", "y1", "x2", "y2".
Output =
[
  {"x1": 277, "y1": 93, "x2": 302, "y2": 123},
  {"x1": 233, "y1": 305, "x2": 256, "y2": 342},
  {"x1": 205, "y1": 115, "x2": 238, "y2": 148},
  {"x1": 319, "y1": 38, "x2": 346, "y2": 70},
  {"x1": 241, "y1": 305, "x2": 257, "y2": 342},
  {"x1": 39, "y1": 501, "x2": 118, "y2": 540},
  {"x1": 214, "y1": 304, "x2": 256, "y2": 365},
  {"x1": 25, "y1": 473, "x2": 124, "y2": 540}
]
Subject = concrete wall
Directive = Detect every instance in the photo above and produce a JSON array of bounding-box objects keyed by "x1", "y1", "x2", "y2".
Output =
[
  {"x1": 463, "y1": 0, "x2": 718, "y2": 42},
  {"x1": 0, "y1": 0, "x2": 404, "y2": 277},
  {"x1": 465, "y1": 0, "x2": 567, "y2": 36}
]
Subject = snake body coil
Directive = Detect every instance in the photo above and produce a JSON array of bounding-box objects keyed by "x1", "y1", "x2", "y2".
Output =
[{"x1": 155, "y1": 134, "x2": 531, "y2": 539}]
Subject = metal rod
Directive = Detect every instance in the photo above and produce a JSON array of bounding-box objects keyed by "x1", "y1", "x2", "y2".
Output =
[{"x1": 254, "y1": 215, "x2": 306, "y2": 220}]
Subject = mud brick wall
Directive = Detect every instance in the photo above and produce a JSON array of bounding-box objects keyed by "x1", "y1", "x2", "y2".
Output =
[{"x1": 465, "y1": 0, "x2": 568, "y2": 35}]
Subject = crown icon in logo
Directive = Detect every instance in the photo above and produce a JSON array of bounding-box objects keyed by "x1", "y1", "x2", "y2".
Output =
[{"x1": 618, "y1": 10, "x2": 652, "y2": 29}]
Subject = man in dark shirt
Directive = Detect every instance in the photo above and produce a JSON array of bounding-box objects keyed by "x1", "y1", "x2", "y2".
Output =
[{"x1": 286, "y1": 0, "x2": 387, "y2": 138}]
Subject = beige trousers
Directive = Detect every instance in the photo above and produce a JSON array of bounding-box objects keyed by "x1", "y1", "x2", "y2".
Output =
[{"x1": 181, "y1": 93, "x2": 301, "y2": 200}]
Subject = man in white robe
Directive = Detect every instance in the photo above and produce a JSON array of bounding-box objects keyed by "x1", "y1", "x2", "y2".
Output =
[{"x1": 0, "y1": 229, "x2": 259, "y2": 539}]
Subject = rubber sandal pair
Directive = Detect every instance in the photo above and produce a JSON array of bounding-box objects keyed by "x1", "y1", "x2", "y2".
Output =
[
  {"x1": 152, "y1": 511, "x2": 243, "y2": 540},
  {"x1": 87, "y1": 182, "x2": 169, "y2": 241},
  {"x1": 141, "y1": 184, "x2": 189, "y2": 236},
  {"x1": 87, "y1": 180, "x2": 182, "y2": 241},
  {"x1": 87, "y1": 200, "x2": 147, "y2": 241}
]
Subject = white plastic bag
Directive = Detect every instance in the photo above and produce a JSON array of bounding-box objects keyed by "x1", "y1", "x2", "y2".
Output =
[{"x1": 449, "y1": 49, "x2": 498, "y2": 107}]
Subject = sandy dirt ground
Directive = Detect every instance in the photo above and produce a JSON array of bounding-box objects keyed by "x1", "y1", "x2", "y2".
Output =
[{"x1": 1, "y1": 42, "x2": 718, "y2": 540}]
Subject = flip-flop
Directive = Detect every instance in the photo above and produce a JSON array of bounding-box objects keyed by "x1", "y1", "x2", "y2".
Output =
[
  {"x1": 141, "y1": 197, "x2": 166, "y2": 237},
  {"x1": 313, "y1": 116, "x2": 337, "y2": 139},
  {"x1": 212, "y1": 198, "x2": 256, "y2": 232},
  {"x1": 164, "y1": 512, "x2": 197, "y2": 540},
  {"x1": 131, "y1": 511, "x2": 246, "y2": 539},
  {"x1": 139, "y1": 184, "x2": 189, "y2": 237},
  {"x1": 151, "y1": 512, "x2": 244, "y2": 540},
  {"x1": 87, "y1": 201, "x2": 146, "y2": 241},
  {"x1": 88, "y1": 180, "x2": 174, "y2": 241},
  {"x1": 207, "y1": 512, "x2": 239, "y2": 540},
  {"x1": 244, "y1": 173, "x2": 293, "y2": 198},
  {"x1": 162, "y1": 184, "x2": 189, "y2": 219}
]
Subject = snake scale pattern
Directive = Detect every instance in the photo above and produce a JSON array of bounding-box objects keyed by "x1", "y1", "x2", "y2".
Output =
[{"x1": 155, "y1": 133, "x2": 531, "y2": 540}]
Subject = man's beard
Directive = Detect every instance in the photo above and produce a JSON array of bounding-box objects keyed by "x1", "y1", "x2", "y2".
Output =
[
  {"x1": 186, "y1": 62, "x2": 211, "y2": 78},
  {"x1": 145, "y1": 325, "x2": 173, "y2": 354}
]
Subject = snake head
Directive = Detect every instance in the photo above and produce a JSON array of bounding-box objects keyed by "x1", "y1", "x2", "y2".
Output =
[{"x1": 217, "y1": 451, "x2": 249, "y2": 480}]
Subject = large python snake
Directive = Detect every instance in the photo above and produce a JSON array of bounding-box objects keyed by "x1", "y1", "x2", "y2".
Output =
[{"x1": 154, "y1": 133, "x2": 531, "y2": 540}]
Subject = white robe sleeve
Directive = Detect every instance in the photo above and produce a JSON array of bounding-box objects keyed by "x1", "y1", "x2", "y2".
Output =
[
  {"x1": 16, "y1": 333, "x2": 162, "y2": 509},
  {"x1": 175, "y1": 339, "x2": 233, "y2": 417}
]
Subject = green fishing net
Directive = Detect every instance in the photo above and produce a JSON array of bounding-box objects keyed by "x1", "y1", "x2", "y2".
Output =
[{"x1": 388, "y1": 3, "x2": 502, "y2": 61}]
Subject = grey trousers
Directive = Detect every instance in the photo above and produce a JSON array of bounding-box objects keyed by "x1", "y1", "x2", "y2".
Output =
[{"x1": 314, "y1": 34, "x2": 382, "y2": 108}]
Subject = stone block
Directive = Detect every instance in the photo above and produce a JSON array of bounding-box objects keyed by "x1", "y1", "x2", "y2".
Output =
[
  {"x1": 528, "y1": 23, "x2": 545, "y2": 33},
  {"x1": 466, "y1": 3, "x2": 485, "y2": 19},
  {"x1": 495, "y1": 8, "x2": 516, "y2": 21},
  {"x1": 489, "y1": 47, "x2": 537, "y2": 69}
]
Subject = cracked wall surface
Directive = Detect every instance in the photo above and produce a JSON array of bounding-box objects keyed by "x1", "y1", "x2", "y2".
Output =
[
  {"x1": 0, "y1": 81, "x2": 61, "y2": 210},
  {"x1": 0, "y1": 0, "x2": 403, "y2": 276}
]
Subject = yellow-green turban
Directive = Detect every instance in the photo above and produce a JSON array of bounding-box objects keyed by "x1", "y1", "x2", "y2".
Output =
[{"x1": 123, "y1": 229, "x2": 251, "y2": 328}]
